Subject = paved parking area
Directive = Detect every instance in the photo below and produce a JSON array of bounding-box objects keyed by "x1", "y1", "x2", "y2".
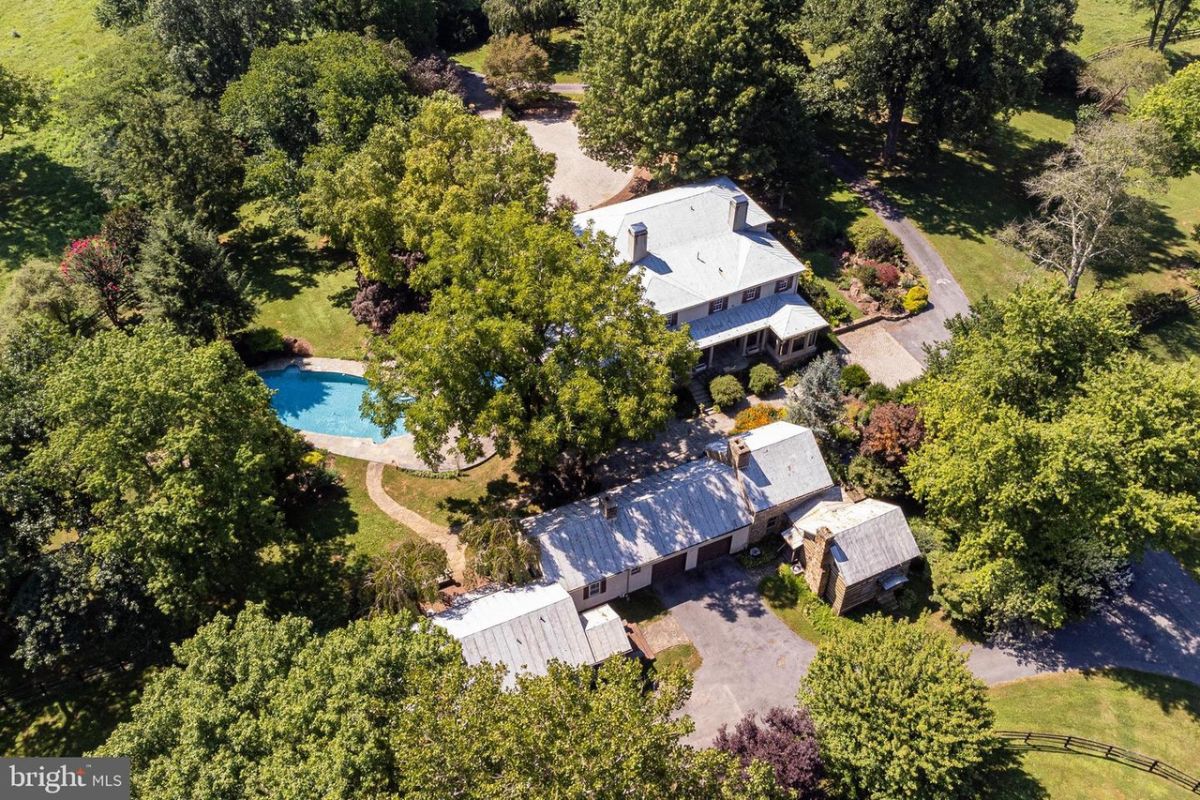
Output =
[
  {"x1": 654, "y1": 558, "x2": 816, "y2": 747},
  {"x1": 837, "y1": 322, "x2": 925, "y2": 388},
  {"x1": 517, "y1": 111, "x2": 633, "y2": 211}
]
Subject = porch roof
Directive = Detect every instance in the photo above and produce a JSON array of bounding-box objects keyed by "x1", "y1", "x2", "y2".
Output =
[{"x1": 687, "y1": 293, "x2": 827, "y2": 350}]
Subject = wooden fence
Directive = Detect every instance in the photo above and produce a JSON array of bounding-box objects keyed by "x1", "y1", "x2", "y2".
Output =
[
  {"x1": 1087, "y1": 27, "x2": 1200, "y2": 60},
  {"x1": 998, "y1": 730, "x2": 1200, "y2": 794}
]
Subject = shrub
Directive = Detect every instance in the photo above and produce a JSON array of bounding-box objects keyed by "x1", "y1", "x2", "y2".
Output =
[
  {"x1": 797, "y1": 270, "x2": 853, "y2": 327},
  {"x1": 731, "y1": 404, "x2": 784, "y2": 434},
  {"x1": 748, "y1": 363, "x2": 781, "y2": 396},
  {"x1": 864, "y1": 382, "x2": 891, "y2": 403},
  {"x1": 860, "y1": 402, "x2": 924, "y2": 465},
  {"x1": 713, "y1": 707, "x2": 825, "y2": 798},
  {"x1": 808, "y1": 216, "x2": 840, "y2": 247},
  {"x1": 873, "y1": 261, "x2": 900, "y2": 288},
  {"x1": 839, "y1": 363, "x2": 870, "y2": 395},
  {"x1": 903, "y1": 285, "x2": 929, "y2": 313},
  {"x1": 483, "y1": 34, "x2": 552, "y2": 107},
  {"x1": 406, "y1": 53, "x2": 466, "y2": 98},
  {"x1": 847, "y1": 454, "x2": 905, "y2": 498},
  {"x1": 848, "y1": 217, "x2": 902, "y2": 262},
  {"x1": 460, "y1": 516, "x2": 541, "y2": 585},
  {"x1": 709, "y1": 374, "x2": 745, "y2": 409},
  {"x1": 847, "y1": 259, "x2": 879, "y2": 288}
]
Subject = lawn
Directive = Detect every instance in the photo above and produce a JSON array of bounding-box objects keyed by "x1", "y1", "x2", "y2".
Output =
[
  {"x1": 653, "y1": 643, "x2": 702, "y2": 674},
  {"x1": 319, "y1": 454, "x2": 418, "y2": 557},
  {"x1": 380, "y1": 455, "x2": 520, "y2": 527},
  {"x1": 0, "y1": 666, "x2": 141, "y2": 757},
  {"x1": 451, "y1": 27, "x2": 583, "y2": 84},
  {"x1": 991, "y1": 669, "x2": 1200, "y2": 800}
]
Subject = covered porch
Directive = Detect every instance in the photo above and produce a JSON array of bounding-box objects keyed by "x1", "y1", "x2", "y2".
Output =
[{"x1": 689, "y1": 294, "x2": 827, "y2": 375}]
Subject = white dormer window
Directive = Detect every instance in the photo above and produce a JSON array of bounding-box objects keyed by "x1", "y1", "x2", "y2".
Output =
[
  {"x1": 774, "y1": 276, "x2": 794, "y2": 294},
  {"x1": 709, "y1": 297, "x2": 728, "y2": 315},
  {"x1": 742, "y1": 287, "x2": 761, "y2": 303}
]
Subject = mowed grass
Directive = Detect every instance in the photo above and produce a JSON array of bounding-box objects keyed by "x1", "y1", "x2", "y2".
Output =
[
  {"x1": 991, "y1": 670, "x2": 1200, "y2": 800},
  {"x1": 451, "y1": 27, "x2": 583, "y2": 83},
  {"x1": 323, "y1": 454, "x2": 418, "y2": 557},
  {"x1": 380, "y1": 455, "x2": 519, "y2": 527},
  {"x1": 0, "y1": 0, "x2": 118, "y2": 86}
]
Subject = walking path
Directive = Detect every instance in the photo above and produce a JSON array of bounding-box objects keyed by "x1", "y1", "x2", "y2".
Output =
[
  {"x1": 825, "y1": 153, "x2": 972, "y2": 365},
  {"x1": 365, "y1": 461, "x2": 467, "y2": 580}
]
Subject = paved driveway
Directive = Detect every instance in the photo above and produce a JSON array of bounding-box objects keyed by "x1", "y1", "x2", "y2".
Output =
[
  {"x1": 655, "y1": 558, "x2": 816, "y2": 747},
  {"x1": 518, "y1": 111, "x2": 633, "y2": 211}
]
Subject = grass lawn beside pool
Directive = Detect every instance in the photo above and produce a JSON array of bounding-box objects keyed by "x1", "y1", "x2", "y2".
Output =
[
  {"x1": 380, "y1": 455, "x2": 520, "y2": 527},
  {"x1": 990, "y1": 669, "x2": 1200, "y2": 800},
  {"x1": 318, "y1": 454, "x2": 418, "y2": 557}
]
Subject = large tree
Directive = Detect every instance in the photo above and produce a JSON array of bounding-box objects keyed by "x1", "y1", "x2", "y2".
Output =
[
  {"x1": 221, "y1": 32, "x2": 414, "y2": 214},
  {"x1": 1001, "y1": 115, "x2": 1167, "y2": 298},
  {"x1": 577, "y1": 0, "x2": 810, "y2": 181},
  {"x1": 1133, "y1": 0, "x2": 1196, "y2": 50},
  {"x1": 800, "y1": 617, "x2": 1002, "y2": 800},
  {"x1": 313, "y1": 0, "x2": 440, "y2": 49},
  {"x1": 1134, "y1": 62, "x2": 1200, "y2": 176},
  {"x1": 305, "y1": 93, "x2": 554, "y2": 284},
  {"x1": 802, "y1": 0, "x2": 1077, "y2": 163},
  {"x1": 907, "y1": 281, "x2": 1200, "y2": 630},
  {"x1": 29, "y1": 326, "x2": 314, "y2": 622},
  {"x1": 147, "y1": 0, "x2": 312, "y2": 96},
  {"x1": 364, "y1": 205, "x2": 694, "y2": 482},
  {"x1": 98, "y1": 605, "x2": 785, "y2": 799},
  {"x1": 67, "y1": 32, "x2": 244, "y2": 227},
  {"x1": 135, "y1": 210, "x2": 254, "y2": 341},
  {"x1": 481, "y1": 0, "x2": 560, "y2": 40},
  {"x1": 714, "y1": 707, "x2": 825, "y2": 798},
  {"x1": 1077, "y1": 47, "x2": 1170, "y2": 113},
  {"x1": 0, "y1": 64, "x2": 47, "y2": 141}
]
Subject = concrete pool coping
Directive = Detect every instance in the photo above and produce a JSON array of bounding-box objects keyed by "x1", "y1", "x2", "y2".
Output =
[{"x1": 257, "y1": 356, "x2": 494, "y2": 471}]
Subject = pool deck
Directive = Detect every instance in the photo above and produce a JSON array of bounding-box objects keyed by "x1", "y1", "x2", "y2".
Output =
[{"x1": 257, "y1": 356, "x2": 494, "y2": 471}]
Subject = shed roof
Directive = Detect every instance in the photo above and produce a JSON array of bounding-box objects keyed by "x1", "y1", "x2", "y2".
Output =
[
  {"x1": 529, "y1": 458, "x2": 753, "y2": 591},
  {"x1": 431, "y1": 582, "x2": 622, "y2": 688},
  {"x1": 581, "y1": 605, "x2": 632, "y2": 663},
  {"x1": 790, "y1": 499, "x2": 921, "y2": 585},
  {"x1": 574, "y1": 178, "x2": 807, "y2": 315}
]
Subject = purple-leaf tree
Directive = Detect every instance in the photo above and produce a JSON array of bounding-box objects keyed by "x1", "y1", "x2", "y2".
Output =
[
  {"x1": 60, "y1": 236, "x2": 137, "y2": 329},
  {"x1": 713, "y1": 706, "x2": 825, "y2": 798}
]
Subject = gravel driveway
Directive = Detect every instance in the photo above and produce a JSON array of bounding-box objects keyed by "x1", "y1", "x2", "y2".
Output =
[
  {"x1": 517, "y1": 111, "x2": 633, "y2": 210},
  {"x1": 654, "y1": 558, "x2": 816, "y2": 747}
]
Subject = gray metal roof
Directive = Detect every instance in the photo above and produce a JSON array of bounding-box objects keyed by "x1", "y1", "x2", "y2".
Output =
[
  {"x1": 528, "y1": 458, "x2": 753, "y2": 591},
  {"x1": 687, "y1": 292, "x2": 828, "y2": 349},
  {"x1": 737, "y1": 422, "x2": 834, "y2": 511},
  {"x1": 793, "y1": 499, "x2": 921, "y2": 585},
  {"x1": 431, "y1": 582, "x2": 606, "y2": 688},
  {"x1": 581, "y1": 605, "x2": 632, "y2": 662}
]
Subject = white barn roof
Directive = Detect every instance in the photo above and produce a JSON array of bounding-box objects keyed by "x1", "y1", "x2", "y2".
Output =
[
  {"x1": 431, "y1": 582, "x2": 627, "y2": 688},
  {"x1": 737, "y1": 422, "x2": 835, "y2": 512},
  {"x1": 574, "y1": 177, "x2": 808, "y2": 315},
  {"x1": 529, "y1": 458, "x2": 753, "y2": 591},
  {"x1": 790, "y1": 499, "x2": 921, "y2": 585}
]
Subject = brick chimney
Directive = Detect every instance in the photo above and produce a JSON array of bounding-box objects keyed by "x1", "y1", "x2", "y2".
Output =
[
  {"x1": 728, "y1": 194, "x2": 749, "y2": 231},
  {"x1": 803, "y1": 526, "x2": 835, "y2": 598},
  {"x1": 600, "y1": 494, "x2": 618, "y2": 520},
  {"x1": 627, "y1": 222, "x2": 648, "y2": 262},
  {"x1": 729, "y1": 436, "x2": 751, "y2": 469}
]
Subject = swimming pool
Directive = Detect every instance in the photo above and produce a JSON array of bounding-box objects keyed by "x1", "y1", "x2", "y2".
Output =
[{"x1": 260, "y1": 366, "x2": 402, "y2": 442}]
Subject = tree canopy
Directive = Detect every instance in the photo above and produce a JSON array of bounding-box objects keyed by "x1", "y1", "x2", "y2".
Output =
[
  {"x1": 221, "y1": 32, "x2": 415, "y2": 213},
  {"x1": 305, "y1": 94, "x2": 554, "y2": 284},
  {"x1": 802, "y1": 0, "x2": 1078, "y2": 163},
  {"x1": 1135, "y1": 61, "x2": 1200, "y2": 176},
  {"x1": 577, "y1": 0, "x2": 810, "y2": 181},
  {"x1": 363, "y1": 204, "x2": 694, "y2": 482},
  {"x1": 907, "y1": 281, "x2": 1200, "y2": 630},
  {"x1": 800, "y1": 617, "x2": 1001, "y2": 800},
  {"x1": 0, "y1": 64, "x2": 47, "y2": 140},
  {"x1": 98, "y1": 604, "x2": 784, "y2": 799}
]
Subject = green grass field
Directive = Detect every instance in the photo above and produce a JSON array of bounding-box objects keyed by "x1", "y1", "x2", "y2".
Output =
[
  {"x1": 322, "y1": 454, "x2": 418, "y2": 557},
  {"x1": 380, "y1": 456, "x2": 519, "y2": 527},
  {"x1": 991, "y1": 670, "x2": 1200, "y2": 800},
  {"x1": 451, "y1": 27, "x2": 583, "y2": 84}
]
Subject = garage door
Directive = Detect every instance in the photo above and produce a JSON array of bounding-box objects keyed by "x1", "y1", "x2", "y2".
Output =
[
  {"x1": 651, "y1": 552, "x2": 688, "y2": 581},
  {"x1": 697, "y1": 536, "x2": 732, "y2": 564}
]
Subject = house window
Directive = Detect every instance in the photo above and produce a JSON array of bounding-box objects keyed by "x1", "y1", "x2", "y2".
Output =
[
  {"x1": 741, "y1": 286, "x2": 761, "y2": 303},
  {"x1": 631, "y1": 566, "x2": 642, "y2": 575},
  {"x1": 708, "y1": 297, "x2": 728, "y2": 315},
  {"x1": 766, "y1": 515, "x2": 782, "y2": 532},
  {"x1": 584, "y1": 577, "x2": 608, "y2": 599},
  {"x1": 774, "y1": 276, "x2": 794, "y2": 293},
  {"x1": 665, "y1": 312, "x2": 678, "y2": 327}
]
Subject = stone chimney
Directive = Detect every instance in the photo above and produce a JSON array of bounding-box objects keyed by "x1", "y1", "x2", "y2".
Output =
[
  {"x1": 600, "y1": 493, "x2": 618, "y2": 520},
  {"x1": 729, "y1": 436, "x2": 751, "y2": 470},
  {"x1": 803, "y1": 526, "x2": 835, "y2": 597},
  {"x1": 627, "y1": 222, "x2": 648, "y2": 262},
  {"x1": 728, "y1": 194, "x2": 749, "y2": 231}
]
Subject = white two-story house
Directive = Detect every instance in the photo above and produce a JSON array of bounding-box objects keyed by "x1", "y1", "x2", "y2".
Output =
[{"x1": 574, "y1": 177, "x2": 829, "y2": 372}]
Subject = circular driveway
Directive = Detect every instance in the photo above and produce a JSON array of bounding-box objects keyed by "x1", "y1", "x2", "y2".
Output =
[{"x1": 517, "y1": 112, "x2": 633, "y2": 211}]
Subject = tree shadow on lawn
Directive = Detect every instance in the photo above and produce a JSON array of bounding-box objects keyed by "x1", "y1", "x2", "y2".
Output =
[
  {"x1": 1089, "y1": 197, "x2": 1190, "y2": 286},
  {"x1": 227, "y1": 222, "x2": 347, "y2": 304},
  {"x1": 0, "y1": 664, "x2": 142, "y2": 757},
  {"x1": 0, "y1": 144, "x2": 106, "y2": 273},
  {"x1": 1137, "y1": 308, "x2": 1200, "y2": 362},
  {"x1": 1099, "y1": 667, "x2": 1200, "y2": 723},
  {"x1": 546, "y1": 34, "x2": 581, "y2": 79}
]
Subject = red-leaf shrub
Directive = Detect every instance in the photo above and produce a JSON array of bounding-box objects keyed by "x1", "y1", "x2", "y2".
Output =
[
  {"x1": 860, "y1": 402, "x2": 924, "y2": 465},
  {"x1": 714, "y1": 706, "x2": 825, "y2": 798},
  {"x1": 873, "y1": 261, "x2": 900, "y2": 288}
]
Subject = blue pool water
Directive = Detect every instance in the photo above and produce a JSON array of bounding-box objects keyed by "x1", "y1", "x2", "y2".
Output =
[{"x1": 260, "y1": 366, "x2": 402, "y2": 442}]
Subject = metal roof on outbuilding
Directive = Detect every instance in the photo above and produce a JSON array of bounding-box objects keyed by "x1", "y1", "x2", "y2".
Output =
[
  {"x1": 737, "y1": 422, "x2": 835, "y2": 512},
  {"x1": 791, "y1": 499, "x2": 921, "y2": 585}
]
